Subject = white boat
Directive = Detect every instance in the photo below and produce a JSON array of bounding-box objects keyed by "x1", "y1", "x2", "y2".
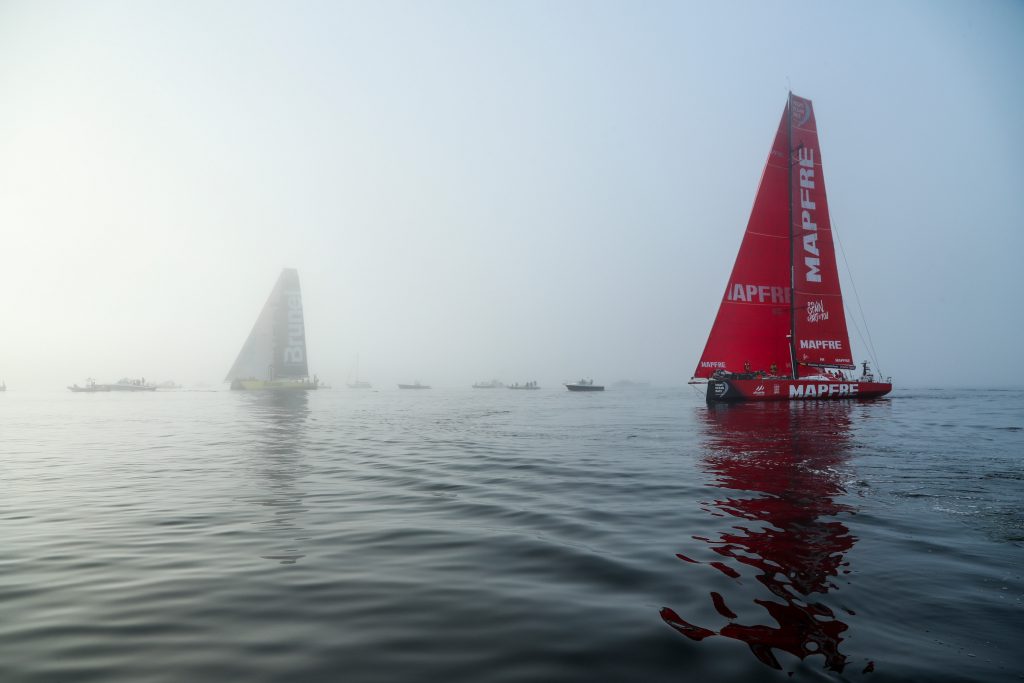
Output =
[
  {"x1": 111, "y1": 378, "x2": 157, "y2": 391},
  {"x1": 225, "y1": 269, "x2": 320, "y2": 390},
  {"x1": 69, "y1": 378, "x2": 156, "y2": 392},
  {"x1": 69, "y1": 379, "x2": 109, "y2": 393}
]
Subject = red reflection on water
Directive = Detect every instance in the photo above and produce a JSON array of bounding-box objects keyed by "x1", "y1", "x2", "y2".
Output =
[{"x1": 662, "y1": 402, "x2": 858, "y2": 673}]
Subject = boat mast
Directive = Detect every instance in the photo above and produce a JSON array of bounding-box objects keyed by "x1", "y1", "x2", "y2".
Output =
[{"x1": 787, "y1": 91, "x2": 798, "y2": 380}]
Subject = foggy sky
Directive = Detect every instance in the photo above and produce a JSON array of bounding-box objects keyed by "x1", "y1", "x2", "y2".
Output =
[{"x1": 1, "y1": 0, "x2": 1022, "y2": 389}]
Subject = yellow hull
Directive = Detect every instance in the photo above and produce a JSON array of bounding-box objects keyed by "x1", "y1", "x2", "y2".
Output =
[{"x1": 231, "y1": 379, "x2": 318, "y2": 390}]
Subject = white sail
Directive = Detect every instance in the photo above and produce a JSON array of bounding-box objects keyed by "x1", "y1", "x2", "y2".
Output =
[{"x1": 226, "y1": 269, "x2": 310, "y2": 381}]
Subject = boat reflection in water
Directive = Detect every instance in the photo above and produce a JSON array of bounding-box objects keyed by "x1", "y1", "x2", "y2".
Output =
[
  {"x1": 662, "y1": 401, "x2": 862, "y2": 674},
  {"x1": 236, "y1": 390, "x2": 311, "y2": 565}
]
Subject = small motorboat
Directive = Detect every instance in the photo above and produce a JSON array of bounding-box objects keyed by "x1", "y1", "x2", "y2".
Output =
[
  {"x1": 68, "y1": 378, "x2": 110, "y2": 393},
  {"x1": 565, "y1": 379, "x2": 604, "y2": 392}
]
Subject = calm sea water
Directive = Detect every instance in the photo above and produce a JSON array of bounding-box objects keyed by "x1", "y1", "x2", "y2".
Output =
[{"x1": 2, "y1": 387, "x2": 1022, "y2": 682}]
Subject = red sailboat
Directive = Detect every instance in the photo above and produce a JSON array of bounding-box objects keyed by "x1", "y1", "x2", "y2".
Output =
[{"x1": 692, "y1": 93, "x2": 892, "y2": 402}]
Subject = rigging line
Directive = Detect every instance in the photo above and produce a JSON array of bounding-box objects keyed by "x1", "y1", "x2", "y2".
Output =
[
  {"x1": 839, "y1": 261, "x2": 881, "y2": 377},
  {"x1": 843, "y1": 298, "x2": 874, "y2": 371},
  {"x1": 832, "y1": 218, "x2": 883, "y2": 375}
]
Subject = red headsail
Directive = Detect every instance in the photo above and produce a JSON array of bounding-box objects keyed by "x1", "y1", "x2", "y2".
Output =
[
  {"x1": 788, "y1": 95, "x2": 854, "y2": 371},
  {"x1": 692, "y1": 105, "x2": 794, "y2": 379}
]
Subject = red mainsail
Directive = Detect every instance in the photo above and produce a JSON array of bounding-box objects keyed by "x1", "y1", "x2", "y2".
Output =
[
  {"x1": 788, "y1": 95, "x2": 854, "y2": 371},
  {"x1": 693, "y1": 105, "x2": 794, "y2": 379},
  {"x1": 694, "y1": 94, "x2": 855, "y2": 380}
]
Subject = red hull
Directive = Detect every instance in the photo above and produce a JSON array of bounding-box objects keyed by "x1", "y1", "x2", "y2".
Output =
[{"x1": 707, "y1": 378, "x2": 891, "y2": 403}]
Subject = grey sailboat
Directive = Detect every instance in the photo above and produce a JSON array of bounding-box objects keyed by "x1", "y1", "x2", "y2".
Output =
[{"x1": 226, "y1": 269, "x2": 319, "y2": 390}]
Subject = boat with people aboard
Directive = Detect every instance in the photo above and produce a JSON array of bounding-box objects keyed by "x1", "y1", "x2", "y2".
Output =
[
  {"x1": 508, "y1": 381, "x2": 540, "y2": 390},
  {"x1": 68, "y1": 378, "x2": 156, "y2": 392},
  {"x1": 110, "y1": 378, "x2": 157, "y2": 391},
  {"x1": 690, "y1": 93, "x2": 892, "y2": 403},
  {"x1": 225, "y1": 268, "x2": 320, "y2": 390},
  {"x1": 472, "y1": 379, "x2": 504, "y2": 388},
  {"x1": 565, "y1": 379, "x2": 604, "y2": 392}
]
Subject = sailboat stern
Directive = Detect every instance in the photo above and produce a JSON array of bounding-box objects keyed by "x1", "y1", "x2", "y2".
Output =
[{"x1": 706, "y1": 378, "x2": 735, "y2": 402}]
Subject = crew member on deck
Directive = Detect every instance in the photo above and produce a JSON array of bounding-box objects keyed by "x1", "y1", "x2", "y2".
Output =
[
  {"x1": 743, "y1": 361, "x2": 752, "y2": 374},
  {"x1": 770, "y1": 363, "x2": 778, "y2": 376}
]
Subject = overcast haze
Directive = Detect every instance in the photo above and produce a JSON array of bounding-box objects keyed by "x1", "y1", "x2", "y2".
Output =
[{"x1": 1, "y1": 0, "x2": 1021, "y2": 389}]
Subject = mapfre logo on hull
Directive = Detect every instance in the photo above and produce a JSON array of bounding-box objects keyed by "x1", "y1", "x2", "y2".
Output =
[{"x1": 789, "y1": 383, "x2": 859, "y2": 398}]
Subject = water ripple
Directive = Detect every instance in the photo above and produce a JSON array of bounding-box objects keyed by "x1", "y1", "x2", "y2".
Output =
[{"x1": 0, "y1": 387, "x2": 1021, "y2": 681}]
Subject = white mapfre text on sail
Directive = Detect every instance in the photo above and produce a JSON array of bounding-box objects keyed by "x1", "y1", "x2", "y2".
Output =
[
  {"x1": 726, "y1": 284, "x2": 791, "y2": 304},
  {"x1": 798, "y1": 147, "x2": 821, "y2": 283}
]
